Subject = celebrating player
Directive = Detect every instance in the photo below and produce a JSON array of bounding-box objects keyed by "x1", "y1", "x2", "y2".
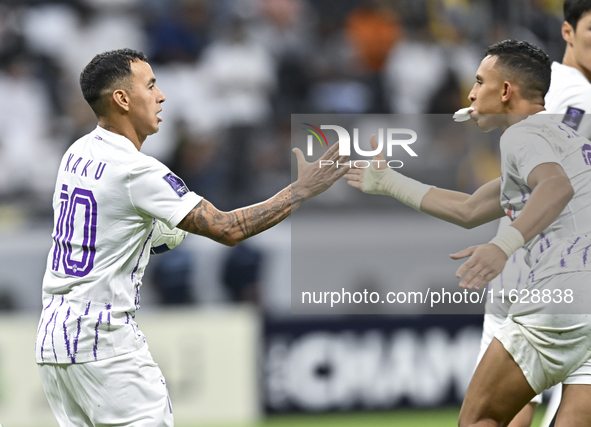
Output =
[
  {"x1": 481, "y1": 2, "x2": 591, "y2": 426},
  {"x1": 35, "y1": 49, "x2": 348, "y2": 426},
  {"x1": 346, "y1": 40, "x2": 591, "y2": 426}
]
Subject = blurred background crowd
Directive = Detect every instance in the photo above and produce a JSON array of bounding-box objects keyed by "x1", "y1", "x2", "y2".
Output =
[{"x1": 0, "y1": 0, "x2": 567, "y2": 310}]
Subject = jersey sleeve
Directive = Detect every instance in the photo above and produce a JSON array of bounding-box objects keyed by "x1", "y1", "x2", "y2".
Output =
[
  {"x1": 502, "y1": 127, "x2": 562, "y2": 184},
  {"x1": 128, "y1": 156, "x2": 203, "y2": 228}
]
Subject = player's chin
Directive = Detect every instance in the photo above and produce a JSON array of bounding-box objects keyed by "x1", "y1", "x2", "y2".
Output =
[{"x1": 472, "y1": 116, "x2": 494, "y2": 133}]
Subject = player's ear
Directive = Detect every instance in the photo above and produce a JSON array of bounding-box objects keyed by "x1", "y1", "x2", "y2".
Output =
[
  {"x1": 501, "y1": 81, "x2": 512, "y2": 102},
  {"x1": 112, "y1": 89, "x2": 130, "y2": 112},
  {"x1": 562, "y1": 21, "x2": 574, "y2": 45}
]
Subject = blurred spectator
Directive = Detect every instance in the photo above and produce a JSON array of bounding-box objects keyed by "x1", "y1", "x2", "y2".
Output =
[
  {"x1": 199, "y1": 15, "x2": 276, "y2": 206},
  {"x1": 200, "y1": 16, "x2": 276, "y2": 127},
  {"x1": 384, "y1": 20, "x2": 448, "y2": 114},
  {"x1": 222, "y1": 243, "x2": 263, "y2": 304},
  {"x1": 169, "y1": 125, "x2": 230, "y2": 209},
  {"x1": 22, "y1": 1, "x2": 147, "y2": 84},
  {"x1": 346, "y1": 0, "x2": 401, "y2": 73},
  {"x1": 0, "y1": 54, "x2": 60, "y2": 202},
  {"x1": 145, "y1": 0, "x2": 211, "y2": 64},
  {"x1": 252, "y1": 0, "x2": 314, "y2": 120},
  {"x1": 152, "y1": 247, "x2": 196, "y2": 305},
  {"x1": 307, "y1": 19, "x2": 372, "y2": 113},
  {"x1": 344, "y1": 0, "x2": 401, "y2": 112}
]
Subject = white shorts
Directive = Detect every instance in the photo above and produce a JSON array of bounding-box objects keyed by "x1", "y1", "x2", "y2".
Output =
[
  {"x1": 38, "y1": 343, "x2": 173, "y2": 427},
  {"x1": 495, "y1": 271, "x2": 591, "y2": 394},
  {"x1": 478, "y1": 314, "x2": 543, "y2": 404}
]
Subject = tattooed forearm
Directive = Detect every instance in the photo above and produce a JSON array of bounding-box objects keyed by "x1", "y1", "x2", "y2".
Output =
[{"x1": 178, "y1": 185, "x2": 304, "y2": 246}]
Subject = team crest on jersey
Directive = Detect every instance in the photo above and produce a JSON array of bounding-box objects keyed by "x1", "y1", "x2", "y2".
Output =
[
  {"x1": 163, "y1": 173, "x2": 189, "y2": 197},
  {"x1": 563, "y1": 106, "x2": 585, "y2": 130},
  {"x1": 582, "y1": 144, "x2": 591, "y2": 166}
]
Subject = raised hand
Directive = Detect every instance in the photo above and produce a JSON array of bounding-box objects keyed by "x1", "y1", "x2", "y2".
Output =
[
  {"x1": 292, "y1": 141, "x2": 350, "y2": 201},
  {"x1": 450, "y1": 244, "x2": 508, "y2": 289}
]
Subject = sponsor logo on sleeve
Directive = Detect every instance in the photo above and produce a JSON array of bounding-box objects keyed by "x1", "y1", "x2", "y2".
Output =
[
  {"x1": 163, "y1": 173, "x2": 189, "y2": 197},
  {"x1": 563, "y1": 106, "x2": 585, "y2": 130}
]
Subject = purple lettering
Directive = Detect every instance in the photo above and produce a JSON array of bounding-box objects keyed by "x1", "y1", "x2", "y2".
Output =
[
  {"x1": 71, "y1": 157, "x2": 82, "y2": 174},
  {"x1": 95, "y1": 162, "x2": 106, "y2": 180},
  {"x1": 82, "y1": 160, "x2": 93, "y2": 177},
  {"x1": 64, "y1": 154, "x2": 74, "y2": 172}
]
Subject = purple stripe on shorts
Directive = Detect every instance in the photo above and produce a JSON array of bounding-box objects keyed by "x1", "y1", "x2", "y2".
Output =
[
  {"x1": 105, "y1": 303, "x2": 111, "y2": 329},
  {"x1": 50, "y1": 296, "x2": 65, "y2": 362},
  {"x1": 567, "y1": 237, "x2": 581, "y2": 255},
  {"x1": 72, "y1": 301, "x2": 92, "y2": 363},
  {"x1": 93, "y1": 311, "x2": 103, "y2": 360},
  {"x1": 41, "y1": 310, "x2": 57, "y2": 363},
  {"x1": 38, "y1": 296, "x2": 55, "y2": 335},
  {"x1": 63, "y1": 307, "x2": 72, "y2": 360},
  {"x1": 44, "y1": 295, "x2": 55, "y2": 310},
  {"x1": 584, "y1": 244, "x2": 591, "y2": 266}
]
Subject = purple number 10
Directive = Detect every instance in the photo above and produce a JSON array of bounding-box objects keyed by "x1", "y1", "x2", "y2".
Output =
[{"x1": 52, "y1": 185, "x2": 98, "y2": 277}]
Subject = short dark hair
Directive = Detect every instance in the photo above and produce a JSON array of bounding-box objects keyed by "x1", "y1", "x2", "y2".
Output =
[
  {"x1": 564, "y1": 0, "x2": 591, "y2": 31},
  {"x1": 80, "y1": 48, "x2": 148, "y2": 117},
  {"x1": 484, "y1": 39, "x2": 551, "y2": 102}
]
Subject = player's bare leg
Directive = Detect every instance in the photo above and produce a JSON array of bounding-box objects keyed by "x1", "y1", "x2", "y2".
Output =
[
  {"x1": 553, "y1": 384, "x2": 591, "y2": 426},
  {"x1": 459, "y1": 338, "x2": 536, "y2": 427},
  {"x1": 507, "y1": 402, "x2": 537, "y2": 427}
]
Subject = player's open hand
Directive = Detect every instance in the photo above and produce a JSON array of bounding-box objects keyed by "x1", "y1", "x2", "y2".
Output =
[
  {"x1": 450, "y1": 243, "x2": 508, "y2": 289},
  {"x1": 292, "y1": 141, "x2": 349, "y2": 200},
  {"x1": 345, "y1": 134, "x2": 390, "y2": 194}
]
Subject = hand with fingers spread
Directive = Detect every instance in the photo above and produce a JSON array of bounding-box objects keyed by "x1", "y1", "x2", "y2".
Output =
[
  {"x1": 292, "y1": 141, "x2": 350, "y2": 201},
  {"x1": 450, "y1": 244, "x2": 508, "y2": 289}
]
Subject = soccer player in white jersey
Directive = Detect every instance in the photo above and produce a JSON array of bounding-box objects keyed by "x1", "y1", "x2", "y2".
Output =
[
  {"x1": 346, "y1": 39, "x2": 591, "y2": 426},
  {"x1": 481, "y1": 2, "x2": 591, "y2": 426},
  {"x1": 36, "y1": 49, "x2": 349, "y2": 426}
]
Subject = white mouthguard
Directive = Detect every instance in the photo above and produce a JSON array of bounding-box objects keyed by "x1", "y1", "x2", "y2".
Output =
[{"x1": 453, "y1": 107, "x2": 474, "y2": 122}]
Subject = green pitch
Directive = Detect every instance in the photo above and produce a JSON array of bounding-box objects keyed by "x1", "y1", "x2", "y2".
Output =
[{"x1": 185, "y1": 406, "x2": 547, "y2": 427}]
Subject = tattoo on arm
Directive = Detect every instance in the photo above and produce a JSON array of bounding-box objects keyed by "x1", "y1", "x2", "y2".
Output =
[{"x1": 178, "y1": 186, "x2": 304, "y2": 245}]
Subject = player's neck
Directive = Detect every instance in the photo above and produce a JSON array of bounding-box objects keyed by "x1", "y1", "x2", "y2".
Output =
[
  {"x1": 98, "y1": 118, "x2": 145, "y2": 151},
  {"x1": 563, "y1": 47, "x2": 591, "y2": 83},
  {"x1": 500, "y1": 104, "x2": 545, "y2": 132}
]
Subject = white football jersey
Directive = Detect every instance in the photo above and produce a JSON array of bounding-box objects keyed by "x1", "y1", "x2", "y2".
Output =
[
  {"x1": 488, "y1": 63, "x2": 591, "y2": 313},
  {"x1": 545, "y1": 62, "x2": 591, "y2": 138},
  {"x1": 499, "y1": 114, "x2": 591, "y2": 283},
  {"x1": 36, "y1": 126, "x2": 202, "y2": 364}
]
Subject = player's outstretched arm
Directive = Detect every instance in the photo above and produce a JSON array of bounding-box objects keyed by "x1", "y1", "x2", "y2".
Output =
[
  {"x1": 177, "y1": 142, "x2": 349, "y2": 246},
  {"x1": 345, "y1": 135, "x2": 505, "y2": 228}
]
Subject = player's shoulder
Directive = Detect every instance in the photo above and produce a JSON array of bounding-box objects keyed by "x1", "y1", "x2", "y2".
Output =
[
  {"x1": 501, "y1": 114, "x2": 558, "y2": 147},
  {"x1": 547, "y1": 63, "x2": 591, "y2": 109},
  {"x1": 550, "y1": 62, "x2": 591, "y2": 85}
]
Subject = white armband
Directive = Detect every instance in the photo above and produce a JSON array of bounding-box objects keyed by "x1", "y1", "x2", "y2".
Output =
[
  {"x1": 489, "y1": 225, "x2": 525, "y2": 258},
  {"x1": 363, "y1": 166, "x2": 434, "y2": 211}
]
